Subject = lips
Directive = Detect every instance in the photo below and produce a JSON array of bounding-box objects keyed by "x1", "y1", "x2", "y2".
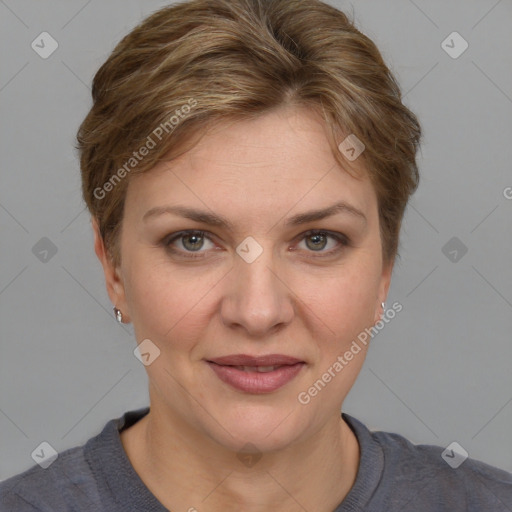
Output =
[
  {"x1": 206, "y1": 354, "x2": 305, "y2": 393},
  {"x1": 232, "y1": 365, "x2": 282, "y2": 373},
  {"x1": 207, "y1": 354, "x2": 303, "y2": 366}
]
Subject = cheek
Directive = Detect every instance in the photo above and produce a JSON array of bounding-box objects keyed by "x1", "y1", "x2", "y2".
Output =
[
  {"x1": 123, "y1": 257, "x2": 219, "y2": 345},
  {"x1": 123, "y1": 243, "x2": 382, "y2": 352},
  {"x1": 297, "y1": 262, "x2": 381, "y2": 343}
]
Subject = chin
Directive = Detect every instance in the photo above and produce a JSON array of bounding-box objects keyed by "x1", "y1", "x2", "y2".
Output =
[{"x1": 202, "y1": 401, "x2": 311, "y2": 453}]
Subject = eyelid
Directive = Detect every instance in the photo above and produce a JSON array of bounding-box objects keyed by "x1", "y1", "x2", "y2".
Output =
[
  {"x1": 163, "y1": 230, "x2": 217, "y2": 254},
  {"x1": 163, "y1": 229, "x2": 350, "y2": 258},
  {"x1": 292, "y1": 229, "x2": 350, "y2": 257}
]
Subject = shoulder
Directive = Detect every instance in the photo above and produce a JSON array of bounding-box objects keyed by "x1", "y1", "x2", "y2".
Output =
[
  {"x1": 0, "y1": 445, "x2": 102, "y2": 511},
  {"x1": 0, "y1": 408, "x2": 149, "y2": 512},
  {"x1": 373, "y1": 427, "x2": 512, "y2": 510},
  {"x1": 343, "y1": 414, "x2": 512, "y2": 511}
]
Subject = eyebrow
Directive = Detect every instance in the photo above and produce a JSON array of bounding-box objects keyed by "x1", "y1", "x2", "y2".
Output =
[{"x1": 142, "y1": 201, "x2": 367, "y2": 230}]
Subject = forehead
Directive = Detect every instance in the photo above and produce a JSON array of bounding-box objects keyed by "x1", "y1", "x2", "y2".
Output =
[{"x1": 124, "y1": 106, "x2": 378, "y2": 227}]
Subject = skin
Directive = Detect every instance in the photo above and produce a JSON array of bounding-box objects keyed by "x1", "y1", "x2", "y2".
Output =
[{"x1": 93, "y1": 104, "x2": 392, "y2": 512}]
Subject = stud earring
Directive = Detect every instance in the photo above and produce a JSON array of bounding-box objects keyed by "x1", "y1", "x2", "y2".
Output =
[
  {"x1": 113, "y1": 307, "x2": 123, "y2": 323},
  {"x1": 380, "y1": 302, "x2": 386, "y2": 320}
]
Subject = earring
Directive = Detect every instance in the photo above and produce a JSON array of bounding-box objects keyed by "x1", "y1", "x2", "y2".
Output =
[
  {"x1": 113, "y1": 306, "x2": 123, "y2": 323},
  {"x1": 381, "y1": 302, "x2": 386, "y2": 312}
]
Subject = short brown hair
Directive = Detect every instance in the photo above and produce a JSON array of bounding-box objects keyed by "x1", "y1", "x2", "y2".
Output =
[{"x1": 77, "y1": 0, "x2": 421, "y2": 266}]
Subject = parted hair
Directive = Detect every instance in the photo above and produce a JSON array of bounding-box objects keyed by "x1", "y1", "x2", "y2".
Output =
[{"x1": 77, "y1": 0, "x2": 421, "y2": 266}]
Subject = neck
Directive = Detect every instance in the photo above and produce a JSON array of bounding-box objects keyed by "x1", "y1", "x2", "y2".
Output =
[{"x1": 121, "y1": 406, "x2": 359, "y2": 512}]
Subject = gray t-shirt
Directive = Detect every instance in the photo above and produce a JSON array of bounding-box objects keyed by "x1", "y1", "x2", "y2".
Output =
[{"x1": 1, "y1": 407, "x2": 511, "y2": 511}]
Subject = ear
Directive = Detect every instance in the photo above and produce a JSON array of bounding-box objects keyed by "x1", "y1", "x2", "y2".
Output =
[
  {"x1": 92, "y1": 217, "x2": 131, "y2": 323},
  {"x1": 374, "y1": 259, "x2": 393, "y2": 324}
]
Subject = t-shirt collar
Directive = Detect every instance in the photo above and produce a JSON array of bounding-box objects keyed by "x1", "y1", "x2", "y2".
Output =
[{"x1": 84, "y1": 407, "x2": 384, "y2": 511}]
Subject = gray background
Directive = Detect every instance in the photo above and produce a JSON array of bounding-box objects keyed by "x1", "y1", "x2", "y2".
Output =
[{"x1": 1, "y1": 0, "x2": 511, "y2": 480}]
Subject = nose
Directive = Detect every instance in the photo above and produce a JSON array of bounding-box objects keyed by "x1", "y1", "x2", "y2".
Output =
[{"x1": 220, "y1": 247, "x2": 295, "y2": 337}]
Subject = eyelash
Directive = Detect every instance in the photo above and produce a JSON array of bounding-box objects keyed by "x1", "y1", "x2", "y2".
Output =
[{"x1": 162, "y1": 229, "x2": 350, "y2": 260}]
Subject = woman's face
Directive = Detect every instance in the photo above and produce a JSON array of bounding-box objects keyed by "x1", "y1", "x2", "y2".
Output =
[{"x1": 98, "y1": 105, "x2": 392, "y2": 452}]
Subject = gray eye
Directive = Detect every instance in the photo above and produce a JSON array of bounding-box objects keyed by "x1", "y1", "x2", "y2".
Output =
[
  {"x1": 181, "y1": 233, "x2": 205, "y2": 251},
  {"x1": 305, "y1": 233, "x2": 328, "y2": 251}
]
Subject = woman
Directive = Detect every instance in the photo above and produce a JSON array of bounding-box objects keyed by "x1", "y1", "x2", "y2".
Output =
[{"x1": 1, "y1": 0, "x2": 511, "y2": 510}]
